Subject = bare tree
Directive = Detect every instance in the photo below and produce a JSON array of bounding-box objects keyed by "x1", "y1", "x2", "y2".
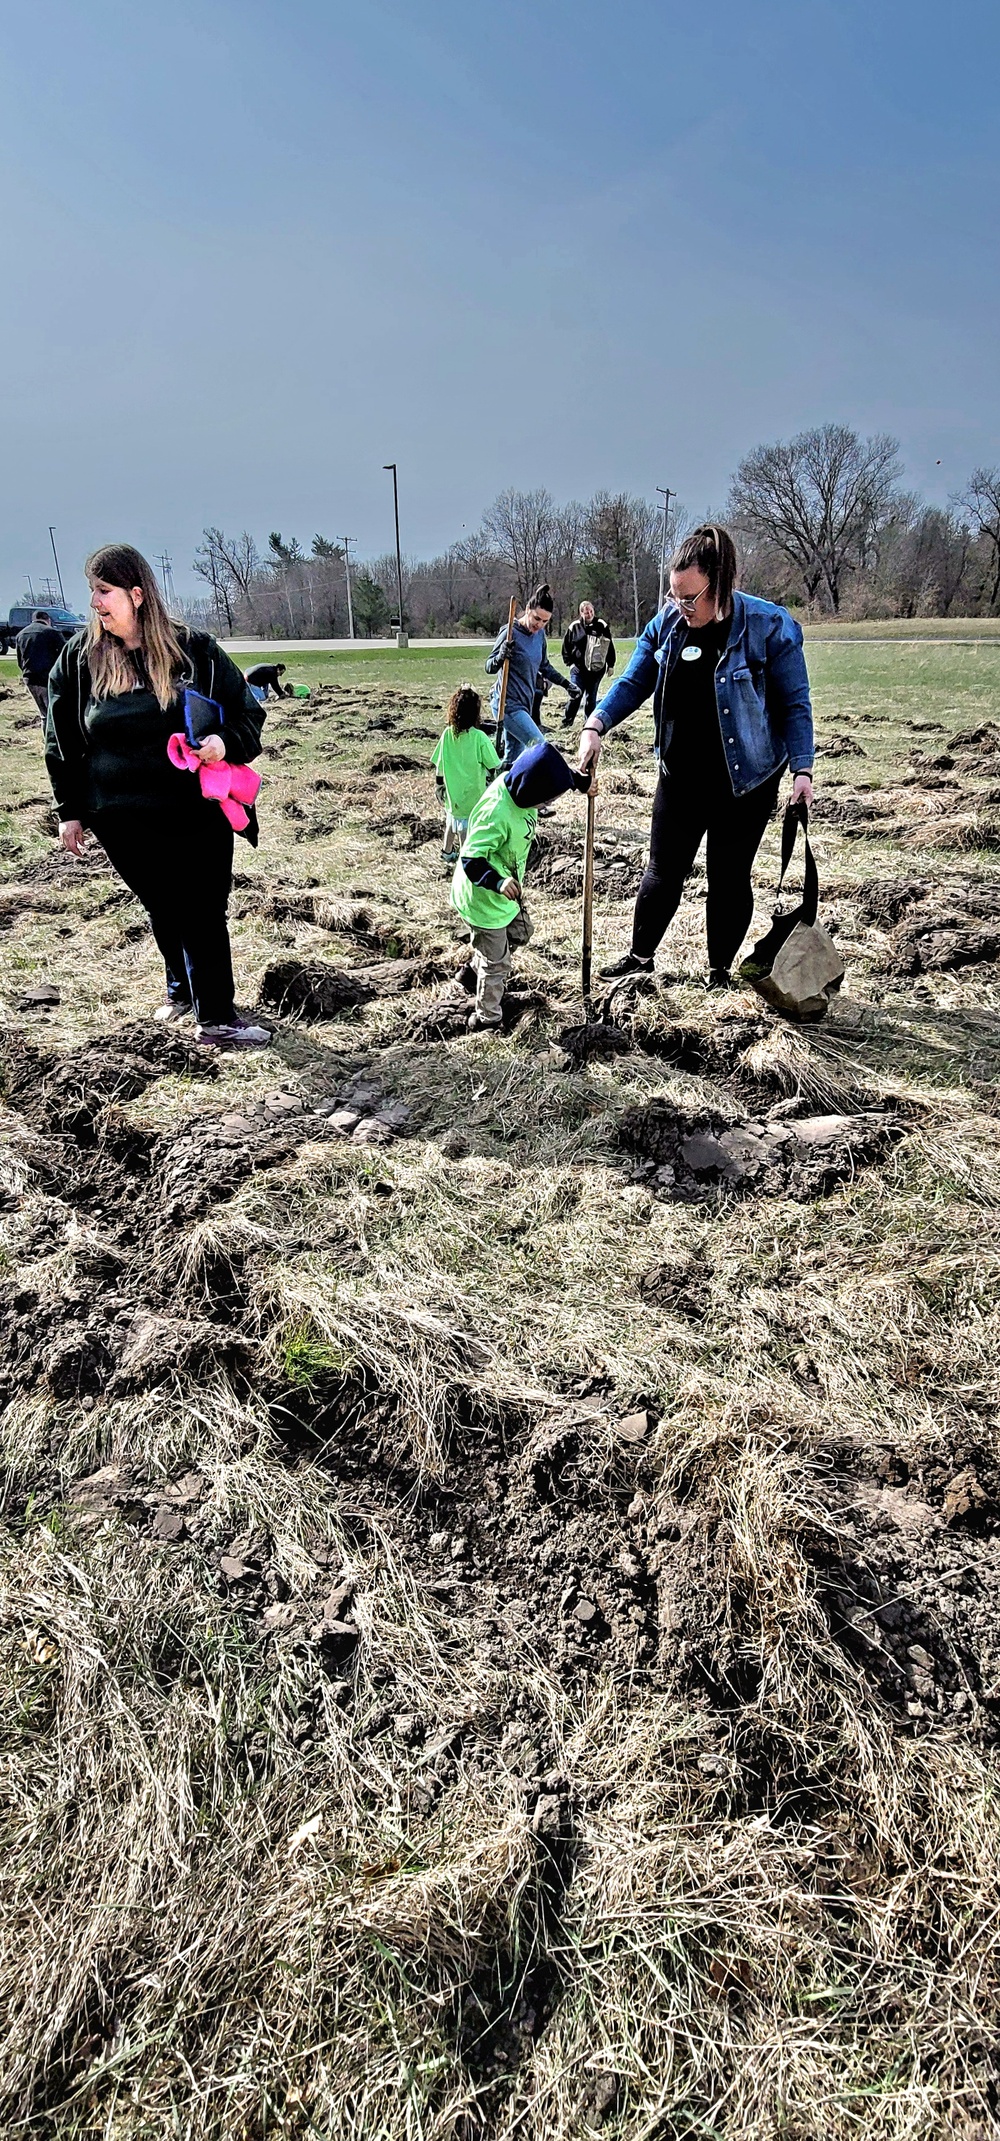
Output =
[
  {"x1": 193, "y1": 528, "x2": 235, "y2": 633},
  {"x1": 580, "y1": 491, "x2": 668, "y2": 626},
  {"x1": 729, "y1": 424, "x2": 902, "y2": 612},
  {"x1": 213, "y1": 531, "x2": 259, "y2": 607},
  {"x1": 955, "y1": 468, "x2": 1000, "y2": 611},
  {"x1": 480, "y1": 488, "x2": 559, "y2": 598}
]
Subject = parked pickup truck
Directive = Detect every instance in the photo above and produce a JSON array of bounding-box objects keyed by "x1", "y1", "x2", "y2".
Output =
[{"x1": 0, "y1": 603, "x2": 86, "y2": 655}]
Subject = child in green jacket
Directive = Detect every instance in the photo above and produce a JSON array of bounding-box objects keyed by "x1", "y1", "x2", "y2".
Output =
[
  {"x1": 451, "y1": 740, "x2": 592, "y2": 1030},
  {"x1": 432, "y1": 686, "x2": 501, "y2": 866}
]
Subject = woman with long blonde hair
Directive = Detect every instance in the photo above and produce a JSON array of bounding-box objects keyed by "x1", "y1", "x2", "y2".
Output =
[{"x1": 45, "y1": 542, "x2": 271, "y2": 1046}]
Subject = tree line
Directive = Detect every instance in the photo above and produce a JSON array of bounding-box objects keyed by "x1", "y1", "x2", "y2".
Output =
[{"x1": 187, "y1": 427, "x2": 1000, "y2": 637}]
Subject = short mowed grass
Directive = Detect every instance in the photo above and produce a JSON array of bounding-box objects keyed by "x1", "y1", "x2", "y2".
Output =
[{"x1": 1, "y1": 641, "x2": 1000, "y2": 2139}]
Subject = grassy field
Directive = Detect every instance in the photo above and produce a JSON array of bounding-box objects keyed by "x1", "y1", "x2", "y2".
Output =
[{"x1": 2, "y1": 641, "x2": 1000, "y2": 2139}]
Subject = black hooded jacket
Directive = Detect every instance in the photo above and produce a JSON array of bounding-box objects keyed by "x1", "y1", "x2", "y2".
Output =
[
  {"x1": 561, "y1": 616, "x2": 616, "y2": 675},
  {"x1": 45, "y1": 628, "x2": 265, "y2": 839}
]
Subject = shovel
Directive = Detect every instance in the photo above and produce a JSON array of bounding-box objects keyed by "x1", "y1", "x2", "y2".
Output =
[
  {"x1": 494, "y1": 595, "x2": 517, "y2": 758},
  {"x1": 581, "y1": 784, "x2": 596, "y2": 1007}
]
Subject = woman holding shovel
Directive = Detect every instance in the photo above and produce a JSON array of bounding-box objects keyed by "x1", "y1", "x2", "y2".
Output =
[
  {"x1": 577, "y1": 524, "x2": 814, "y2": 987},
  {"x1": 485, "y1": 584, "x2": 573, "y2": 768}
]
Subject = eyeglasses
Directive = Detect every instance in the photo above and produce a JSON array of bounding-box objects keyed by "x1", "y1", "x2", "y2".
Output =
[{"x1": 670, "y1": 582, "x2": 712, "y2": 612}]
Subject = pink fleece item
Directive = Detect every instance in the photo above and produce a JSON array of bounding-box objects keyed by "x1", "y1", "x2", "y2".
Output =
[{"x1": 167, "y1": 733, "x2": 262, "y2": 831}]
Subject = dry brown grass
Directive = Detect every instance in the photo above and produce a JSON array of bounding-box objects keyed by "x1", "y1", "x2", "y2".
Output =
[{"x1": 2, "y1": 647, "x2": 1000, "y2": 2137}]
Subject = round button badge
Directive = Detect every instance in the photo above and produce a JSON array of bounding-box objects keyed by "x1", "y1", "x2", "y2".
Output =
[{"x1": 680, "y1": 646, "x2": 702, "y2": 661}]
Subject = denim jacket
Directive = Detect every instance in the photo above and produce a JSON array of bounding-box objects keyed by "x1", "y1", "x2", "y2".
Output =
[{"x1": 595, "y1": 592, "x2": 814, "y2": 797}]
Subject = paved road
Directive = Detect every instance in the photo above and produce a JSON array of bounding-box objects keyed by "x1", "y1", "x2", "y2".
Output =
[
  {"x1": 223, "y1": 637, "x2": 493, "y2": 653},
  {"x1": 222, "y1": 633, "x2": 1000, "y2": 656}
]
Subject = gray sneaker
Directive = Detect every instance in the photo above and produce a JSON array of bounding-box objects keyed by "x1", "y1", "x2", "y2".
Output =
[
  {"x1": 195, "y1": 1015, "x2": 272, "y2": 1048},
  {"x1": 154, "y1": 1000, "x2": 192, "y2": 1023}
]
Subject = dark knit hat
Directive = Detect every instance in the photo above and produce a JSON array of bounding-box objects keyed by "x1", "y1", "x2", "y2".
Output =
[{"x1": 504, "y1": 741, "x2": 576, "y2": 810}]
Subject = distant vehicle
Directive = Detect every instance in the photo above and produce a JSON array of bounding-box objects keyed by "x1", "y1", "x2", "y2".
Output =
[{"x1": 0, "y1": 603, "x2": 86, "y2": 655}]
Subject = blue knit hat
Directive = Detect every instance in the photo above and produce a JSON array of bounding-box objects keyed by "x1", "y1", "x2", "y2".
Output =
[{"x1": 504, "y1": 741, "x2": 576, "y2": 810}]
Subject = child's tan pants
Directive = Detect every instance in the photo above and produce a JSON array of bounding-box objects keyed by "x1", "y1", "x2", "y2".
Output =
[{"x1": 471, "y1": 904, "x2": 533, "y2": 1024}]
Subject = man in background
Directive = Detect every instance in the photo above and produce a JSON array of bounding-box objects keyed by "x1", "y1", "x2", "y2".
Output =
[
  {"x1": 561, "y1": 600, "x2": 615, "y2": 729},
  {"x1": 246, "y1": 661, "x2": 293, "y2": 699},
  {"x1": 16, "y1": 610, "x2": 66, "y2": 722}
]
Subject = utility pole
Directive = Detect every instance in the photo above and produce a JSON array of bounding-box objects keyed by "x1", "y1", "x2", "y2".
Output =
[
  {"x1": 48, "y1": 526, "x2": 66, "y2": 605},
  {"x1": 656, "y1": 487, "x2": 674, "y2": 611},
  {"x1": 156, "y1": 554, "x2": 176, "y2": 609},
  {"x1": 630, "y1": 549, "x2": 640, "y2": 636},
  {"x1": 340, "y1": 537, "x2": 356, "y2": 640},
  {"x1": 382, "y1": 462, "x2": 408, "y2": 647}
]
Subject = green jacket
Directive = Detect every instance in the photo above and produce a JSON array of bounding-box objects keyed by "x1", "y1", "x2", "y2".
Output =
[
  {"x1": 45, "y1": 627, "x2": 264, "y2": 827},
  {"x1": 431, "y1": 724, "x2": 501, "y2": 821},
  {"x1": 450, "y1": 777, "x2": 536, "y2": 930}
]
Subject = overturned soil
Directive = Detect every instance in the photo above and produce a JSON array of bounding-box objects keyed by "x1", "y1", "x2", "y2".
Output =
[{"x1": 5, "y1": 656, "x2": 1000, "y2": 2139}]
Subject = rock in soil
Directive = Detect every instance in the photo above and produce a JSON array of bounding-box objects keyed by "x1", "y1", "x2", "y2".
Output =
[{"x1": 620, "y1": 1099, "x2": 905, "y2": 1202}]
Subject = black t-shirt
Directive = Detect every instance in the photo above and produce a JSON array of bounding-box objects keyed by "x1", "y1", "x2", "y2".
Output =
[{"x1": 662, "y1": 618, "x2": 729, "y2": 780}]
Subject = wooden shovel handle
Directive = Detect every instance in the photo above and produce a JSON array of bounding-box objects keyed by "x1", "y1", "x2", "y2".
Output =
[
  {"x1": 495, "y1": 595, "x2": 517, "y2": 751},
  {"x1": 582, "y1": 786, "x2": 596, "y2": 1005}
]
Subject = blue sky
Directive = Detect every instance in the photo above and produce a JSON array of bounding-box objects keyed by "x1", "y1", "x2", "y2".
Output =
[{"x1": 2, "y1": 0, "x2": 998, "y2": 605}]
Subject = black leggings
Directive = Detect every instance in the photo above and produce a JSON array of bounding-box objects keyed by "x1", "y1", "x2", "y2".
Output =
[
  {"x1": 632, "y1": 767, "x2": 781, "y2": 970},
  {"x1": 93, "y1": 806, "x2": 236, "y2": 1023}
]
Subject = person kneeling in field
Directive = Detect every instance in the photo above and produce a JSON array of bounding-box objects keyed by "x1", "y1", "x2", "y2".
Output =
[
  {"x1": 451, "y1": 740, "x2": 593, "y2": 1031},
  {"x1": 246, "y1": 662, "x2": 292, "y2": 700},
  {"x1": 431, "y1": 685, "x2": 501, "y2": 867}
]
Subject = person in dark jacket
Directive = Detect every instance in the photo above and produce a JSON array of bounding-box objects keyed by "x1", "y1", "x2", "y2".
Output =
[
  {"x1": 560, "y1": 601, "x2": 615, "y2": 729},
  {"x1": 577, "y1": 524, "x2": 815, "y2": 988},
  {"x1": 45, "y1": 542, "x2": 271, "y2": 1047},
  {"x1": 246, "y1": 662, "x2": 292, "y2": 699},
  {"x1": 16, "y1": 610, "x2": 67, "y2": 722},
  {"x1": 485, "y1": 584, "x2": 573, "y2": 768}
]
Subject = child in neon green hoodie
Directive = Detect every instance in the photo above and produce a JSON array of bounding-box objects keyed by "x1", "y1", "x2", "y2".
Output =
[
  {"x1": 451, "y1": 739, "x2": 592, "y2": 1030},
  {"x1": 431, "y1": 686, "x2": 501, "y2": 867}
]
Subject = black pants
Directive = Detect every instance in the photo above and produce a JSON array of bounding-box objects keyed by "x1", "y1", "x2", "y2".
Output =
[
  {"x1": 93, "y1": 806, "x2": 236, "y2": 1023},
  {"x1": 563, "y1": 665, "x2": 601, "y2": 725},
  {"x1": 631, "y1": 767, "x2": 781, "y2": 970}
]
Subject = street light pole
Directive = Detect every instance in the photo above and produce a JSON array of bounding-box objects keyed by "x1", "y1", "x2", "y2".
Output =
[
  {"x1": 48, "y1": 526, "x2": 66, "y2": 606},
  {"x1": 382, "y1": 463, "x2": 408, "y2": 648},
  {"x1": 656, "y1": 487, "x2": 674, "y2": 612},
  {"x1": 341, "y1": 537, "x2": 356, "y2": 640}
]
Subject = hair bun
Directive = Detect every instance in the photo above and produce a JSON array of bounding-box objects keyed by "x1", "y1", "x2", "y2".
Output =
[{"x1": 529, "y1": 583, "x2": 554, "y2": 611}]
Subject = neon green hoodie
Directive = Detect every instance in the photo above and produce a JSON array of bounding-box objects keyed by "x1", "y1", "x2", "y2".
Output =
[
  {"x1": 431, "y1": 724, "x2": 501, "y2": 821},
  {"x1": 450, "y1": 777, "x2": 537, "y2": 930}
]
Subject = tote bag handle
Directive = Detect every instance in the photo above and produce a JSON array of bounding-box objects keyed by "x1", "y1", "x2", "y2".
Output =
[{"x1": 776, "y1": 800, "x2": 819, "y2": 929}]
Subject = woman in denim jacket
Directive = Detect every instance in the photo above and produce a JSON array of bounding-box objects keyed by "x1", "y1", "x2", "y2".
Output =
[{"x1": 577, "y1": 524, "x2": 815, "y2": 987}]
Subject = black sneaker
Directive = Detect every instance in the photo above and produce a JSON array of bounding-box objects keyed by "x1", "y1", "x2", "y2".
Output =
[{"x1": 599, "y1": 952, "x2": 654, "y2": 979}]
